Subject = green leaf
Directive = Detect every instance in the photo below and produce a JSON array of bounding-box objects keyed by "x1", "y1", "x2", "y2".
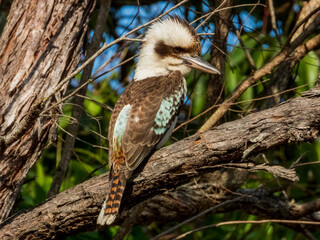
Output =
[
  {"x1": 192, "y1": 75, "x2": 207, "y2": 116},
  {"x1": 74, "y1": 147, "x2": 107, "y2": 165},
  {"x1": 225, "y1": 64, "x2": 243, "y2": 95},
  {"x1": 296, "y1": 51, "x2": 319, "y2": 93},
  {"x1": 84, "y1": 94, "x2": 104, "y2": 116}
]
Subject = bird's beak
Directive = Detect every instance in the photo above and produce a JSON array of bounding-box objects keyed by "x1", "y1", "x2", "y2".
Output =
[{"x1": 181, "y1": 56, "x2": 221, "y2": 74}]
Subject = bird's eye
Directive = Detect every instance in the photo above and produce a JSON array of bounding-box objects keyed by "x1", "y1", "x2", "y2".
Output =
[{"x1": 173, "y1": 47, "x2": 184, "y2": 54}]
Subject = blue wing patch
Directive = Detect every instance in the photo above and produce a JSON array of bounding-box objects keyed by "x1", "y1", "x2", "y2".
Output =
[
  {"x1": 152, "y1": 89, "x2": 183, "y2": 135},
  {"x1": 113, "y1": 104, "x2": 132, "y2": 146}
]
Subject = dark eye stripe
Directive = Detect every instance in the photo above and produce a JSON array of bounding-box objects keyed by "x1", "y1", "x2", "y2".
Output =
[
  {"x1": 173, "y1": 46, "x2": 184, "y2": 54},
  {"x1": 154, "y1": 41, "x2": 171, "y2": 57},
  {"x1": 154, "y1": 40, "x2": 199, "y2": 57}
]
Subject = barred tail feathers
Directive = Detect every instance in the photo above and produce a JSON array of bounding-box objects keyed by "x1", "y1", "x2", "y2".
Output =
[{"x1": 97, "y1": 170, "x2": 126, "y2": 225}]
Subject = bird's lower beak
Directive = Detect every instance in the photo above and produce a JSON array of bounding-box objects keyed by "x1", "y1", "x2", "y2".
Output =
[{"x1": 181, "y1": 56, "x2": 221, "y2": 75}]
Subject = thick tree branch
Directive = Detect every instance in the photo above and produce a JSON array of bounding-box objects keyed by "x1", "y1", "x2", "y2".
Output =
[{"x1": 1, "y1": 89, "x2": 320, "y2": 239}]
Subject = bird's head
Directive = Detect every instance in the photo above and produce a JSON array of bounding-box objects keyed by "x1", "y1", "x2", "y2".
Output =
[{"x1": 134, "y1": 16, "x2": 220, "y2": 81}]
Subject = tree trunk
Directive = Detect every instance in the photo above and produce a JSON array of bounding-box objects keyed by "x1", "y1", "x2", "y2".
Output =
[{"x1": 0, "y1": 0, "x2": 95, "y2": 223}]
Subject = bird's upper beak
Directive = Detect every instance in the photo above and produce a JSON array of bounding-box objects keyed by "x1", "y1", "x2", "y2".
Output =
[{"x1": 181, "y1": 56, "x2": 221, "y2": 75}]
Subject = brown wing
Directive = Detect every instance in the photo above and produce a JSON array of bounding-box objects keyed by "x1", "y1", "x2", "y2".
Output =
[
  {"x1": 108, "y1": 75, "x2": 162, "y2": 170},
  {"x1": 122, "y1": 71, "x2": 185, "y2": 170},
  {"x1": 108, "y1": 87, "x2": 129, "y2": 170}
]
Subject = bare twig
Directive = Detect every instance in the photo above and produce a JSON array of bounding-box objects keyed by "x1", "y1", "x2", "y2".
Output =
[
  {"x1": 92, "y1": 54, "x2": 138, "y2": 81},
  {"x1": 198, "y1": 19, "x2": 320, "y2": 133},
  {"x1": 43, "y1": 54, "x2": 137, "y2": 114},
  {"x1": 195, "y1": 0, "x2": 227, "y2": 30},
  {"x1": 268, "y1": 0, "x2": 282, "y2": 47},
  {"x1": 191, "y1": 3, "x2": 266, "y2": 27},
  {"x1": 174, "y1": 83, "x2": 307, "y2": 132},
  {"x1": 47, "y1": 0, "x2": 112, "y2": 198},
  {"x1": 231, "y1": 1, "x2": 260, "y2": 54},
  {"x1": 174, "y1": 219, "x2": 320, "y2": 240},
  {"x1": 43, "y1": 0, "x2": 189, "y2": 104},
  {"x1": 288, "y1": 6, "x2": 320, "y2": 44},
  {"x1": 152, "y1": 197, "x2": 243, "y2": 240},
  {"x1": 234, "y1": 27, "x2": 256, "y2": 70},
  {"x1": 91, "y1": 47, "x2": 124, "y2": 78},
  {"x1": 75, "y1": 94, "x2": 113, "y2": 111},
  {"x1": 55, "y1": 122, "x2": 108, "y2": 150},
  {"x1": 123, "y1": 37, "x2": 143, "y2": 42},
  {"x1": 198, "y1": 32, "x2": 215, "y2": 36}
]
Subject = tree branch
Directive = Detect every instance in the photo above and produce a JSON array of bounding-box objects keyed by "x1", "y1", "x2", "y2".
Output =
[{"x1": 1, "y1": 89, "x2": 320, "y2": 239}]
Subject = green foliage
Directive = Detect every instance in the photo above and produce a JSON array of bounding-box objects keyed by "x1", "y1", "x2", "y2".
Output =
[
  {"x1": 19, "y1": 156, "x2": 53, "y2": 210},
  {"x1": 295, "y1": 51, "x2": 319, "y2": 93},
  {"x1": 84, "y1": 93, "x2": 104, "y2": 116},
  {"x1": 192, "y1": 74, "x2": 207, "y2": 116}
]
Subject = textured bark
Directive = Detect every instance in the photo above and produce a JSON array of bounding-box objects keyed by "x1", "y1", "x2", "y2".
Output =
[
  {"x1": 1, "y1": 89, "x2": 320, "y2": 239},
  {"x1": 0, "y1": 0, "x2": 95, "y2": 223}
]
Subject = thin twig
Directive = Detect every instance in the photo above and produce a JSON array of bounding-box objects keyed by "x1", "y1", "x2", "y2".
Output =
[
  {"x1": 268, "y1": 0, "x2": 282, "y2": 47},
  {"x1": 287, "y1": 6, "x2": 320, "y2": 44},
  {"x1": 92, "y1": 54, "x2": 138, "y2": 81},
  {"x1": 174, "y1": 83, "x2": 307, "y2": 132},
  {"x1": 231, "y1": 0, "x2": 260, "y2": 53},
  {"x1": 197, "y1": 32, "x2": 215, "y2": 36},
  {"x1": 123, "y1": 37, "x2": 144, "y2": 42},
  {"x1": 152, "y1": 197, "x2": 243, "y2": 240},
  {"x1": 91, "y1": 48, "x2": 122, "y2": 78},
  {"x1": 191, "y1": 3, "x2": 265, "y2": 27},
  {"x1": 195, "y1": 0, "x2": 227, "y2": 30},
  {"x1": 55, "y1": 123, "x2": 108, "y2": 150},
  {"x1": 43, "y1": 54, "x2": 137, "y2": 114},
  {"x1": 53, "y1": 110, "x2": 108, "y2": 140},
  {"x1": 235, "y1": 27, "x2": 257, "y2": 70},
  {"x1": 42, "y1": 0, "x2": 189, "y2": 105},
  {"x1": 75, "y1": 94, "x2": 113, "y2": 111},
  {"x1": 174, "y1": 219, "x2": 320, "y2": 239},
  {"x1": 198, "y1": 26, "x2": 320, "y2": 132},
  {"x1": 47, "y1": 0, "x2": 112, "y2": 198}
]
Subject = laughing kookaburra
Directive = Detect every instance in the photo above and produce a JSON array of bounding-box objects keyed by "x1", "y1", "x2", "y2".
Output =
[{"x1": 97, "y1": 16, "x2": 220, "y2": 225}]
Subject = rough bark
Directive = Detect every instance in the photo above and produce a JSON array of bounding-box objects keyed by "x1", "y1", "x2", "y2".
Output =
[
  {"x1": 1, "y1": 89, "x2": 320, "y2": 239},
  {"x1": 0, "y1": 0, "x2": 95, "y2": 223}
]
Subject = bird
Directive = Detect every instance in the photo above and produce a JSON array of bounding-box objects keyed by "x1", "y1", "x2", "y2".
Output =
[{"x1": 97, "y1": 15, "x2": 220, "y2": 225}]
